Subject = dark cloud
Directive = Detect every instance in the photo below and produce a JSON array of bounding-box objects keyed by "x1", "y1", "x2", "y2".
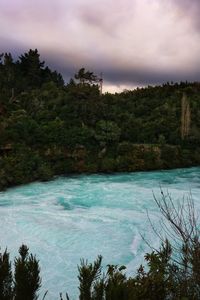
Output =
[
  {"x1": 1, "y1": 0, "x2": 200, "y2": 92},
  {"x1": 103, "y1": 67, "x2": 200, "y2": 86},
  {"x1": 45, "y1": 50, "x2": 200, "y2": 88},
  {"x1": 0, "y1": 37, "x2": 27, "y2": 58}
]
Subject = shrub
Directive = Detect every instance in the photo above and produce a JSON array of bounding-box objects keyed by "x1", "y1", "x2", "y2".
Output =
[{"x1": 0, "y1": 245, "x2": 41, "y2": 300}]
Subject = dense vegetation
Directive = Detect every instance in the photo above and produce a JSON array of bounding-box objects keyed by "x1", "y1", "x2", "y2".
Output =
[
  {"x1": 1, "y1": 192, "x2": 200, "y2": 300},
  {"x1": 1, "y1": 49, "x2": 200, "y2": 190}
]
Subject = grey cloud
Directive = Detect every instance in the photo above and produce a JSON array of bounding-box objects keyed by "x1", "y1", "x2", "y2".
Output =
[
  {"x1": 77, "y1": 0, "x2": 136, "y2": 38},
  {"x1": 45, "y1": 50, "x2": 200, "y2": 87},
  {"x1": 0, "y1": 37, "x2": 27, "y2": 58},
  {"x1": 103, "y1": 67, "x2": 200, "y2": 86},
  {"x1": 1, "y1": 38, "x2": 200, "y2": 89},
  {"x1": 1, "y1": 0, "x2": 200, "y2": 92},
  {"x1": 172, "y1": 0, "x2": 200, "y2": 29}
]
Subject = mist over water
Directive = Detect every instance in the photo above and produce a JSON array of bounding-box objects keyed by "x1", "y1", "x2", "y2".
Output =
[{"x1": 0, "y1": 167, "x2": 200, "y2": 299}]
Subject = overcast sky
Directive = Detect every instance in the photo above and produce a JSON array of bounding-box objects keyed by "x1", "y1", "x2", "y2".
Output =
[{"x1": 1, "y1": 0, "x2": 200, "y2": 92}]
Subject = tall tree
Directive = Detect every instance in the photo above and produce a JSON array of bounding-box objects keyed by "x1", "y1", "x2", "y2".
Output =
[
  {"x1": 14, "y1": 245, "x2": 41, "y2": 300},
  {"x1": 0, "y1": 249, "x2": 13, "y2": 300},
  {"x1": 74, "y1": 68, "x2": 98, "y2": 85},
  {"x1": 3, "y1": 53, "x2": 15, "y2": 98},
  {"x1": 18, "y1": 49, "x2": 45, "y2": 89}
]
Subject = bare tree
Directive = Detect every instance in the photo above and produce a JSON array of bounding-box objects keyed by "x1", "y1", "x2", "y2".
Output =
[{"x1": 181, "y1": 93, "x2": 191, "y2": 140}]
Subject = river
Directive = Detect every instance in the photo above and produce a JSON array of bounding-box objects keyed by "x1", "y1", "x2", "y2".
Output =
[{"x1": 0, "y1": 167, "x2": 200, "y2": 299}]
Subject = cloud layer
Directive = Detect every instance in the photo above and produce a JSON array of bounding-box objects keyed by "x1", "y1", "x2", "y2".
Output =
[{"x1": 1, "y1": 0, "x2": 200, "y2": 92}]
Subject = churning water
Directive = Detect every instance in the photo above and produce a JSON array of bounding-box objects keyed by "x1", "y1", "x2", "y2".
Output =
[{"x1": 0, "y1": 167, "x2": 200, "y2": 299}]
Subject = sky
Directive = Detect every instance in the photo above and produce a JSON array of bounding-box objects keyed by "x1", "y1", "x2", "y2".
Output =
[{"x1": 1, "y1": 0, "x2": 200, "y2": 92}]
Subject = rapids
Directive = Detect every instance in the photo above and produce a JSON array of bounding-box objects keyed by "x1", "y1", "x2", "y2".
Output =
[{"x1": 0, "y1": 167, "x2": 200, "y2": 299}]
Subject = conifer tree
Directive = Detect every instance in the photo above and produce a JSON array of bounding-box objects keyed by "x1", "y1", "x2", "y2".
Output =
[
  {"x1": 0, "y1": 248, "x2": 13, "y2": 300},
  {"x1": 14, "y1": 245, "x2": 41, "y2": 300}
]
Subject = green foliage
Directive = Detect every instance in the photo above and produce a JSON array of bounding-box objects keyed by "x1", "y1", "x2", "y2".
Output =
[
  {"x1": 0, "y1": 245, "x2": 41, "y2": 300},
  {"x1": 76, "y1": 239, "x2": 200, "y2": 300},
  {"x1": 158, "y1": 134, "x2": 166, "y2": 146},
  {"x1": 95, "y1": 121, "x2": 121, "y2": 146},
  {"x1": 14, "y1": 245, "x2": 41, "y2": 300},
  {"x1": 75, "y1": 193, "x2": 200, "y2": 300},
  {"x1": 1, "y1": 49, "x2": 200, "y2": 190},
  {"x1": 100, "y1": 157, "x2": 117, "y2": 172},
  {"x1": 78, "y1": 255, "x2": 103, "y2": 300},
  {"x1": 74, "y1": 68, "x2": 98, "y2": 86},
  {"x1": 76, "y1": 243, "x2": 173, "y2": 300},
  {"x1": 0, "y1": 249, "x2": 12, "y2": 300},
  {"x1": 37, "y1": 162, "x2": 53, "y2": 181}
]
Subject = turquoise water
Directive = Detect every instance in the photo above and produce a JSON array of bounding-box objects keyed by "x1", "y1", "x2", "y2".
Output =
[{"x1": 0, "y1": 167, "x2": 200, "y2": 299}]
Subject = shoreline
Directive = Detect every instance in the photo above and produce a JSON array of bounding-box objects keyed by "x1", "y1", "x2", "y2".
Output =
[{"x1": 1, "y1": 162, "x2": 199, "y2": 193}]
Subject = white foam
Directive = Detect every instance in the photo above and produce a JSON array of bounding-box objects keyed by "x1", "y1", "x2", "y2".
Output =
[{"x1": 0, "y1": 167, "x2": 199, "y2": 299}]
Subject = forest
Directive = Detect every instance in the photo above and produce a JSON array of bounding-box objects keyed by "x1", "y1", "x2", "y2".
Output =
[{"x1": 0, "y1": 49, "x2": 200, "y2": 190}]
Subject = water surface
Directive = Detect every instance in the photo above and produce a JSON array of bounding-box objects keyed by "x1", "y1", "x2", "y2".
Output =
[{"x1": 0, "y1": 167, "x2": 200, "y2": 299}]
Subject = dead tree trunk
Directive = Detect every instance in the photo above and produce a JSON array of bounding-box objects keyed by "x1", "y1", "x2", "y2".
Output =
[{"x1": 181, "y1": 93, "x2": 191, "y2": 140}]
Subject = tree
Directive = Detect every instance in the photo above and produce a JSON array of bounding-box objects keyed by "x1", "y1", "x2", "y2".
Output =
[
  {"x1": 148, "y1": 190, "x2": 200, "y2": 299},
  {"x1": 76, "y1": 191, "x2": 200, "y2": 300},
  {"x1": 181, "y1": 93, "x2": 191, "y2": 140},
  {"x1": 17, "y1": 49, "x2": 64, "y2": 90},
  {"x1": 0, "y1": 245, "x2": 41, "y2": 300},
  {"x1": 14, "y1": 245, "x2": 41, "y2": 300},
  {"x1": 3, "y1": 53, "x2": 15, "y2": 88},
  {"x1": 0, "y1": 249, "x2": 13, "y2": 300},
  {"x1": 19, "y1": 49, "x2": 44, "y2": 73},
  {"x1": 78, "y1": 255, "x2": 103, "y2": 300},
  {"x1": 17, "y1": 49, "x2": 44, "y2": 89},
  {"x1": 74, "y1": 68, "x2": 98, "y2": 86},
  {"x1": 95, "y1": 120, "x2": 121, "y2": 146}
]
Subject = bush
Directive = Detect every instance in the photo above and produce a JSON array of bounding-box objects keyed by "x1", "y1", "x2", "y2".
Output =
[{"x1": 0, "y1": 245, "x2": 41, "y2": 300}]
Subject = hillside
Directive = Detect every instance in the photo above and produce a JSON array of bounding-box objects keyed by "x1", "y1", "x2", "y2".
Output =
[{"x1": 0, "y1": 50, "x2": 200, "y2": 190}]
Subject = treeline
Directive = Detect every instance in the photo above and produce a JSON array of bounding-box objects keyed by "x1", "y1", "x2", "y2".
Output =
[
  {"x1": 1, "y1": 193, "x2": 200, "y2": 300},
  {"x1": 1, "y1": 49, "x2": 200, "y2": 190}
]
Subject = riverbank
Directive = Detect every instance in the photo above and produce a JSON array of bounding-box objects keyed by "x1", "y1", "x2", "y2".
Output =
[{"x1": 0, "y1": 143, "x2": 199, "y2": 191}]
